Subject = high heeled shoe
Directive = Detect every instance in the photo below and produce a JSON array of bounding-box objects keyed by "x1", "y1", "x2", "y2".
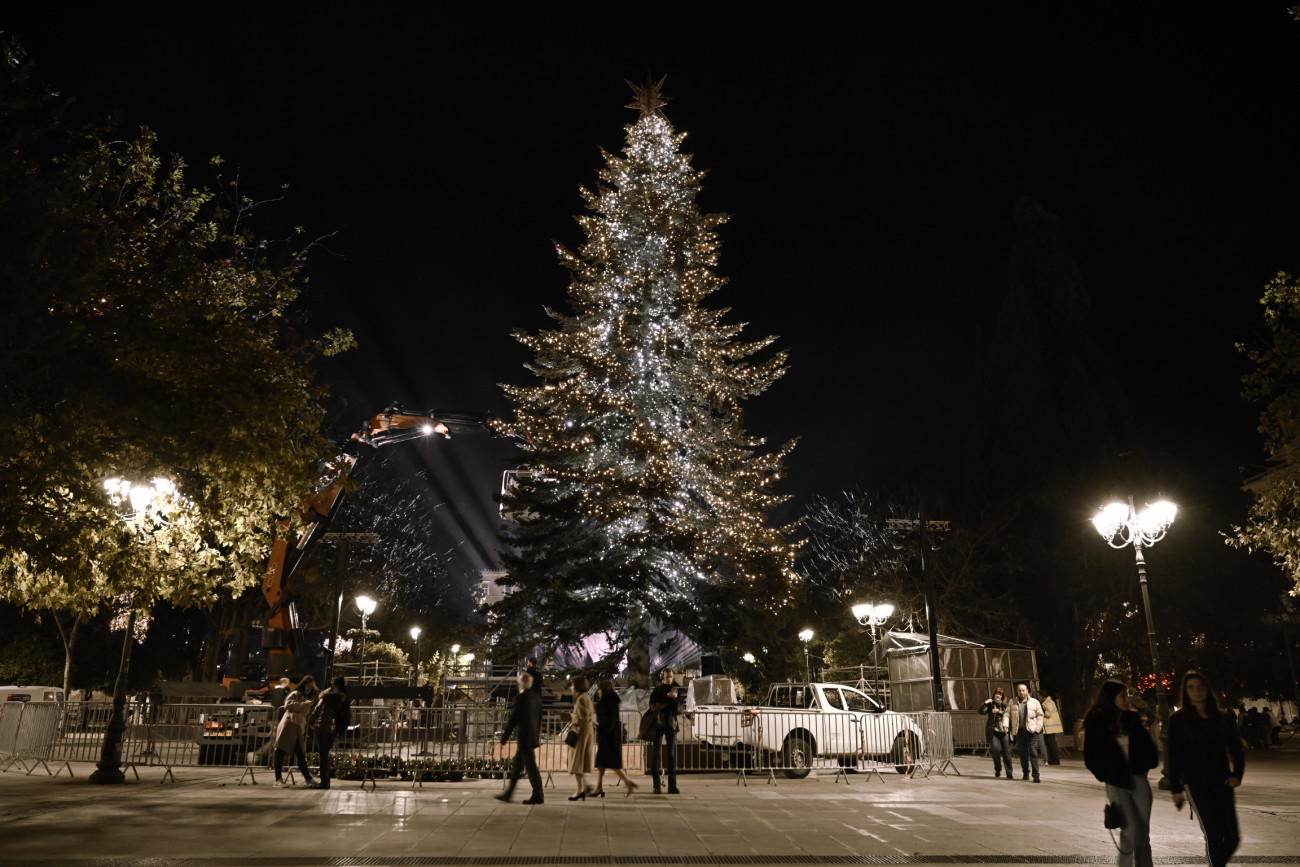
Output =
[
  {"x1": 568, "y1": 791, "x2": 586, "y2": 801},
  {"x1": 591, "y1": 789, "x2": 605, "y2": 798},
  {"x1": 624, "y1": 780, "x2": 639, "y2": 797}
]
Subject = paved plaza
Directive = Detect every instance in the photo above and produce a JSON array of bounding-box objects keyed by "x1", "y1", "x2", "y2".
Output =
[{"x1": 1, "y1": 750, "x2": 1298, "y2": 867}]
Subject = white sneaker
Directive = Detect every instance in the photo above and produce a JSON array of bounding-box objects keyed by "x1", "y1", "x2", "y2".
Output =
[{"x1": 273, "y1": 780, "x2": 287, "y2": 788}]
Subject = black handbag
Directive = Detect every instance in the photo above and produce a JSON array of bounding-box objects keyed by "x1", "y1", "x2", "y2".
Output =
[
  {"x1": 564, "y1": 729, "x2": 578, "y2": 748},
  {"x1": 1104, "y1": 802, "x2": 1127, "y2": 829}
]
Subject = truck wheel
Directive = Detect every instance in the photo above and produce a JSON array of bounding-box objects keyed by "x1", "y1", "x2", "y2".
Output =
[
  {"x1": 892, "y1": 731, "x2": 919, "y2": 774},
  {"x1": 782, "y1": 735, "x2": 813, "y2": 779}
]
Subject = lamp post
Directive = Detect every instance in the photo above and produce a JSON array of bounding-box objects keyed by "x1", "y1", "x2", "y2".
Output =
[
  {"x1": 409, "y1": 626, "x2": 422, "y2": 686},
  {"x1": 798, "y1": 629, "x2": 814, "y2": 682},
  {"x1": 355, "y1": 594, "x2": 377, "y2": 682},
  {"x1": 1093, "y1": 497, "x2": 1177, "y2": 725},
  {"x1": 450, "y1": 644, "x2": 461, "y2": 677},
  {"x1": 92, "y1": 476, "x2": 182, "y2": 785},
  {"x1": 851, "y1": 602, "x2": 895, "y2": 704}
]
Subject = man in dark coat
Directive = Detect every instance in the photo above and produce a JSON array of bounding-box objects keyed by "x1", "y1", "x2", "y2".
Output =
[{"x1": 496, "y1": 672, "x2": 544, "y2": 804}]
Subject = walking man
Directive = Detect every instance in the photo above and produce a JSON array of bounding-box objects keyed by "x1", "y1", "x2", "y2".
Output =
[
  {"x1": 1009, "y1": 681, "x2": 1044, "y2": 782},
  {"x1": 496, "y1": 672, "x2": 544, "y2": 804}
]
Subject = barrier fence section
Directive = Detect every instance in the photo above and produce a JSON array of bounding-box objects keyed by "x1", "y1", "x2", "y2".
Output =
[
  {"x1": 686, "y1": 708, "x2": 955, "y2": 783},
  {"x1": 1, "y1": 703, "x2": 955, "y2": 786}
]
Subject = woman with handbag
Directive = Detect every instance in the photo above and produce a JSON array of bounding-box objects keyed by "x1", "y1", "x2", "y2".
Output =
[
  {"x1": 564, "y1": 675, "x2": 596, "y2": 801},
  {"x1": 1084, "y1": 679, "x2": 1159, "y2": 867},
  {"x1": 594, "y1": 679, "x2": 637, "y2": 797}
]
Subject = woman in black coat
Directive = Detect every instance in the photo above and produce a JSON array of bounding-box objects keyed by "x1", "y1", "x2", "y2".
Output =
[
  {"x1": 593, "y1": 679, "x2": 637, "y2": 796},
  {"x1": 1168, "y1": 670, "x2": 1244, "y2": 867},
  {"x1": 1084, "y1": 679, "x2": 1159, "y2": 867}
]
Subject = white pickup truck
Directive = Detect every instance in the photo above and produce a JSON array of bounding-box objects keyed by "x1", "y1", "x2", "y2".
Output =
[{"x1": 691, "y1": 682, "x2": 923, "y2": 778}]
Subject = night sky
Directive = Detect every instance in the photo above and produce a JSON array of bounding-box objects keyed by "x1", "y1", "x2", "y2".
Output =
[{"x1": 8, "y1": 8, "x2": 1300, "y2": 594}]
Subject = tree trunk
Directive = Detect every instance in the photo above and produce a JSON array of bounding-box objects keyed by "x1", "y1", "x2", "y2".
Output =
[
  {"x1": 51, "y1": 612, "x2": 81, "y2": 696},
  {"x1": 627, "y1": 607, "x2": 651, "y2": 689}
]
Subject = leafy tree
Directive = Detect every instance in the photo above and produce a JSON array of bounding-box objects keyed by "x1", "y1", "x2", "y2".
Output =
[
  {"x1": 1231, "y1": 272, "x2": 1300, "y2": 596},
  {"x1": 0, "y1": 40, "x2": 351, "y2": 726},
  {"x1": 491, "y1": 79, "x2": 799, "y2": 682},
  {"x1": 801, "y1": 489, "x2": 1014, "y2": 667}
]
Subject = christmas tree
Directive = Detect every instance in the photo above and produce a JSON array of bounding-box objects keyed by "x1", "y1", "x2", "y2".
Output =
[{"x1": 492, "y1": 78, "x2": 799, "y2": 679}]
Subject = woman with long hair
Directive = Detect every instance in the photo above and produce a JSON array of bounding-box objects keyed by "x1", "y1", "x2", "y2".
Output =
[
  {"x1": 1084, "y1": 679, "x2": 1159, "y2": 867},
  {"x1": 979, "y1": 686, "x2": 1013, "y2": 778},
  {"x1": 593, "y1": 679, "x2": 638, "y2": 797},
  {"x1": 565, "y1": 675, "x2": 596, "y2": 801},
  {"x1": 271, "y1": 675, "x2": 318, "y2": 787},
  {"x1": 1168, "y1": 670, "x2": 1244, "y2": 867}
]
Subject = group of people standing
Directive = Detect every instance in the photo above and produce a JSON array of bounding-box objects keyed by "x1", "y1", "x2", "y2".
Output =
[
  {"x1": 1080, "y1": 671, "x2": 1244, "y2": 867},
  {"x1": 496, "y1": 667, "x2": 683, "y2": 805},
  {"x1": 269, "y1": 675, "x2": 352, "y2": 790}
]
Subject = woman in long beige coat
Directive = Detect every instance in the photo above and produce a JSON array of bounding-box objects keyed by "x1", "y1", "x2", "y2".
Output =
[
  {"x1": 566, "y1": 675, "x2": 596, "y2": 800},
  {"x1": 272, "y1": 675, "x2": 317, "y2": 787}
]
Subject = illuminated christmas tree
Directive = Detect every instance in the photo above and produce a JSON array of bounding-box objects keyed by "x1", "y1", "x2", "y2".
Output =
[{"x1": 492, "y1": 79, "x2": 799, "y2": 676}]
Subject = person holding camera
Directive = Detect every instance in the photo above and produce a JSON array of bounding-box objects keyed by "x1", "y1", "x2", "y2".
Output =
[
  {"x1": 1084, "y1": 680, "x2": 1158, "y2": 867},
  {"x1": 648, "y1": 669, "x2": 681, "y2": 794},
  {"x1": 979, "y1": 687, "x2": 1013, "y2": 778}
]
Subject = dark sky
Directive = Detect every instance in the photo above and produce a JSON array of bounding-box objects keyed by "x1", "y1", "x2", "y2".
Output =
[{"x1": 8, "y1": 8, "x2": 1300, "y2": 589}]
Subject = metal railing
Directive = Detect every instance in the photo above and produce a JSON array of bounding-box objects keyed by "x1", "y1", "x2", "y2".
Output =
[
  {"x1": 1, "y1": 702, "x2": 955, "y2": 786},
  {"x1": 688, "y1": 708, "x2": 955, "y2": 782}
]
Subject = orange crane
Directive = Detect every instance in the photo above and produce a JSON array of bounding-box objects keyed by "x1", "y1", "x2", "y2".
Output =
[{"x1": 247, "y1": 406, "x2": 495, "y2": 689}]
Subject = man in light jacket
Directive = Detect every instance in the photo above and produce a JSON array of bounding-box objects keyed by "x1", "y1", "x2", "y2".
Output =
[{"x1": 1008, "y1": 681, "x2": 1044, "y2": 782}]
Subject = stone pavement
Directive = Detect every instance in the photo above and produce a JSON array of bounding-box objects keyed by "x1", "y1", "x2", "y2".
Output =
[{"x1": 2, "y1": 751, "x2": 1299, "y2": 866}]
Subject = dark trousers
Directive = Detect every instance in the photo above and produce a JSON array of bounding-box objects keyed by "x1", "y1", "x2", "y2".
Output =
[
  {"x1": 988, "y1": 731, "x2": 1013, "y2": 776},
  {"x1": 316, "y1": 731, "x2": 335, "y2": 788},
  {"x1": 274, "y1": 740, "x2": 311, "y2": 782},
  {"x1": 504, "y1": 745, "x2": 543, "y2": 800},
  {"x1": 651, "y1": 727, "x2": 677, "y2": 789},
  {"x1": 1016, "y1": 730, "x2": 1041, "y2": 778},
  {"x1": 1186, "y1": 783, "x2": 1239, "y2": 867}
]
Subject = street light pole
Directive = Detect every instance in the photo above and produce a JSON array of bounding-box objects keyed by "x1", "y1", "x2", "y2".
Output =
[
  {"x1": 1093, "y1": 497, "x2": 1177, "y2": 725},
  {"x1": 887, "y1": 515, "x2": 951, "y2": 711},
  {"x1": 355, "y1": 595, "x2": 377, "y2": 683},
  {"x1": 798, "y1": 629, "x2": 814, "y2": 682},
  {"x1": 410, "y1": 626, "x2": 422, "y2": 686},
  {"x1": 851, "y1": 602, "x2": 894, "y2": 705},
  {"x1": 92, "y1": 476, "x2": 181, "y2": 785}
]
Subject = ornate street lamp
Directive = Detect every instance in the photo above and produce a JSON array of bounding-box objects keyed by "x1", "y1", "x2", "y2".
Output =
[
  {"x1": 851, "y1": 602, "x2": 895, "y2": 704},
  {"x1": 1093, "y1": 497, "x2": 1177, "y2": 725},
  {"x1": 798, "y1": 629, "x2": 814, "y2": 682},
  {"x1": 92, "y1": 476, "x2": 184, "y2": 785},
  {"x1": 355, "y1": 594, "x2": 377, "y2": 682},
  {"x1": 450, "y1": 643, "x2": 461, "y2": 677},
  {"x1": 409, "y1": 626, "x2": 422, "y2": 686}
]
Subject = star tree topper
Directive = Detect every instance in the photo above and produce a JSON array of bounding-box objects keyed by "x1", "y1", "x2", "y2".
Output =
[{"x1": 625, "y1": 74, "x2": 670, "y2": 117}]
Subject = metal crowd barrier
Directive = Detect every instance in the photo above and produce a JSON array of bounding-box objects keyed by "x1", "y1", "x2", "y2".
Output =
[
  {"x1": 1, "y1": 702, "x2": 955, "y2": 786},
  {"x1": 684, "y1": 708, "x2": 955, "y2": 783}
]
